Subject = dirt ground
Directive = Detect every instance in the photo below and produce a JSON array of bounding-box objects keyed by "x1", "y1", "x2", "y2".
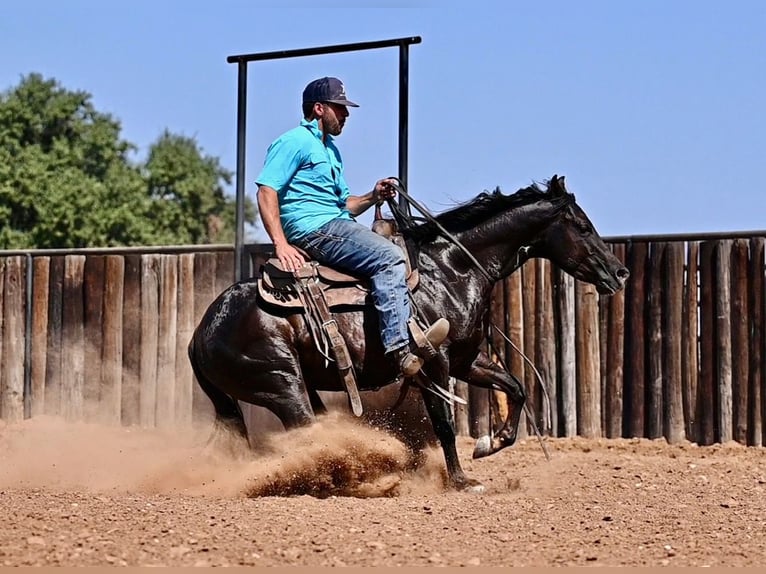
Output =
[{"x1": 1, "y1": 412, "x2": 766, "y2": 567}]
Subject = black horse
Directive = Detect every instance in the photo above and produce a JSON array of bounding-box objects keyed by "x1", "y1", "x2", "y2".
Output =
[{"x1": 188, "y1": 175, "x2": 629, "y2": 491}]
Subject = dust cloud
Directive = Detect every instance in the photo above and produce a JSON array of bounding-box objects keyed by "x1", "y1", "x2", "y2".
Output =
[{"x1": 0, "y1": 412, "x2": 447, "y2": 499}]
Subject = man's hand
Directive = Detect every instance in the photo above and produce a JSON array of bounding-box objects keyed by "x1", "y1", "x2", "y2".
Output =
[
  {"x1": 372, "y1": 178, "x2": 398, "y2": 204},
  {"x1": 275, "y1": 242, "x2": 306, "y2": 273}
]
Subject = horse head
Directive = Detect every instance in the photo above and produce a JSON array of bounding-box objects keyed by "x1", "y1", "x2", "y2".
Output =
[{"x1": 525, "y1": 175, "x2": 629, "y2": 295}]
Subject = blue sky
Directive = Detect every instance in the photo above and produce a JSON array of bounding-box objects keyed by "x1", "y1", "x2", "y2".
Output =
[{"x1": 1, "y1": 0, "x2": 764, "y2": 240}]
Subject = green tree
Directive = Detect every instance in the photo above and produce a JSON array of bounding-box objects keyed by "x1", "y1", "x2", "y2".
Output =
[
  {"x1": 0, "y1": 74, "x2": 255, "y2": 249},
  {"x1": 143, "y1": 130, "x2": 255, "y2": 244},
  {"x1": 0, "y1": 73, "x2": 155, "y2": 248}
]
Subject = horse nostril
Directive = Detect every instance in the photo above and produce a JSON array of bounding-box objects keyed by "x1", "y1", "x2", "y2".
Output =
[{"x1": 617, "y1": 267, "x2": 630, "y2": 280}]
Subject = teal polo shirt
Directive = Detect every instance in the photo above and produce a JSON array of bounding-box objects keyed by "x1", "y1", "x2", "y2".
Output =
[{"x1": 255, "y1": 119, "x2": 352, "y2": 242}]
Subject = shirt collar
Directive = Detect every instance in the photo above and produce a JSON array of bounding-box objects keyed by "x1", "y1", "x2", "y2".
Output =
[{"x1": 300, "y1": 118, "x2": 333, "y2": 144}]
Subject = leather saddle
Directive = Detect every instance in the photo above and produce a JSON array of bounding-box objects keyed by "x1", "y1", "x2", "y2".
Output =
[{"x1": 257, "y1": 227, "x2": 419, "y2": 310}]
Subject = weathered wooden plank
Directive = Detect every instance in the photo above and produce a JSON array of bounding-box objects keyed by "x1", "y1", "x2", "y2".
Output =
[
  {"x1": 139, "y1": 255, "x2": 160, "y2": 427},
  {"x1": 192, "y1": 252, "x2": 217, "y2": 424},
  {"x1": 61, "y1": 255, "x2": 86, "y2": 422},
  {"x1": 30, "y1": 257, "x2": 50, "y2": 417},
  {"x1": 454, "y1": 380, "x2": 470, "y2": 437},
  {"x1": 83, "y1": 255, "x2": 105, "y2": 422},
  {"x1": 624, "y1": 242, "x2": 648, "y2": 438},
  {"x1": 682, "y1": 242, "x2": 700, "y2": 442},
  {"x1": 44, "y1": 256, "x2": 65, "y2": 417},
  {"x1": 557, "y1": 271, "x2": 576, "y2": 437},
  {"x1": 647, "y1": 242, "x2": 666, "y2": 439},
  {"x1": 749, "y1": 238, "x2": 764, "y2": 446},
  {"x1": 1, "y1": 256, "x2": 26, "y2": 422},
  {"x1": 521, "y1": 261, "x2": 537, "y2": 434},
  {"x1": 715, "y1": 240, "x2": 733, "y2": 443},
  {"x1": 506, "y1": 270, "x2": 526, "y2": 439},
  {"x1": 730, "y1": 239, "x2": 749, "y2": 444},
  {"x1": 101, "y1": 255, "x2": 124, "y2": 425},
  {"x1": 175, "y1": 253, "x2": 195, "y2": 428},
  {"x1": 488, "y1": 282, "x2": 508, "y2": 430},
  {"x1": 156, "y1": 255, "x2": 178, "y2": 428},
  {"x1": 468, "y1": 384, "x2": 490, "y2": 439},
  {"x1": 605, "y1": 243, "x2": 626, "y2": 439},
  {"x1": 535, "y1": 259, "x2": 556, "y2": 435},
  {"x1": 698, "y1": 241, "x2": 716, "y2": 445},
  {"x1": 599, "y1": 283, "x2": 609, "y2": 434},
  {"x1": 576, "y1": 280, "x2": 601, "y2": 438},
  {"x1": 215, "y1": 251, "x2": 235, "y2": 298},
  {"x1": 663, "y1": 242, "x2": 685, "y2": 443},
  {"x1": 0, "y1": 260, "x2": 4, "y2": 418},
  {"x1": 121, "y1": 254, "x2": 142, "y2": 426}
]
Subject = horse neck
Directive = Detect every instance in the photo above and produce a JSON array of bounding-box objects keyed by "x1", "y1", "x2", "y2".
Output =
[{"x1": 435, "y1": 202, "x2": 554, "y2": 284}]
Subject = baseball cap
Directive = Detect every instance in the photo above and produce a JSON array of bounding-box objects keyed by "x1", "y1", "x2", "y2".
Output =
[{"x1": 302, "y1": 77, "x2": 359, "y2": 107}]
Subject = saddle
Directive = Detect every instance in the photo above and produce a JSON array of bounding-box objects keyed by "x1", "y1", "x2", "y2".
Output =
[{"x1": 256, "y1": 209, "x2": 420, "y2": 417}]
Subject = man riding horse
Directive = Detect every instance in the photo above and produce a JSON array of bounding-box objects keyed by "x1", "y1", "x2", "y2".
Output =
[{"x1": 255, "y1": 76, "x2": 448, "y2": 379}]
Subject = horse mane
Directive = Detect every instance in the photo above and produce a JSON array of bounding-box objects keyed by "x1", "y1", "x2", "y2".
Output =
[{"x1": 403, "y1": 177, "x2": 574, "y2": 244}]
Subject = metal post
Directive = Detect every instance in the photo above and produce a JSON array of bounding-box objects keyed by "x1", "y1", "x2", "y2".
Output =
[
  {"x1": 398, "y1": 42, "x2": 410, "y2": 214},
  {"x1": 228, "y1": 37, "x2": 422, "y2": 281},
  {"x1": 234, "y1": 60, "x2": 248, "y2": 281}
]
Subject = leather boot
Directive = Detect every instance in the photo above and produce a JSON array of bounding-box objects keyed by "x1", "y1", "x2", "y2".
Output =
[{"x1": 388, "y1": 317, "x2": 451, "y2": 377}]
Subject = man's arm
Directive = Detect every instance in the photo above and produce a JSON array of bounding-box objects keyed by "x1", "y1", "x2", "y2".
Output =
[
  {"x1": 346, "y1": 178, "x2": 398, "y2": 216},
  {"x1": 256, "y1": 185, "x2": 306, "y2": 272}
]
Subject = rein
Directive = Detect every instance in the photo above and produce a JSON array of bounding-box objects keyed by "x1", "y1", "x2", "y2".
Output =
[{"x1": 386, "y1": 179, "x2": 549, "y2": 460}]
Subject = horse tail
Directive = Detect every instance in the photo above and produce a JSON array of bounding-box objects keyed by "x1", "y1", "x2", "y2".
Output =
[{"x1": 187, "y1": 334, "x2": 249, "y2": 444}]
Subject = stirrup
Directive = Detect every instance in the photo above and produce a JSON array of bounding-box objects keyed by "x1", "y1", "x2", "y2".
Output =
[{"x1": 407, "y1": 317, "x2": 450, "y2": 361}]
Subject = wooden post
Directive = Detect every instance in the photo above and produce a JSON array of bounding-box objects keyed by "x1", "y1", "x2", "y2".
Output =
[
  {"x1": 175, "y1": 253, "x2": 195, "y2": 427},
  {"x1": 30, "y1": 257, "x2": 50, "y2": 418},
  {"x1": 156, "y1": 255, "x2": 178, "y2": 428},
  {"x1": 663, "y1": 242, "x2": 685, "y2": 443},
  {"x1": 45, "y1": 256, "x2": 65, "y2": 417},
  {"x1": 730, "y1": 239, "x2": 750, "y2": 444},
  {"x1": 192, "y1": 252, "x2": 217, "y2": 424},
  {"x1": 454, "y1": 381, "x2": 470, "y2": 437},
  {"x1": 605, "y1": 243, "x2": 626, "y2": 438},
  {"x1": 682, "y1": 242, "x2": 700, "y2": 442},
  {"x1": 121, "y1": 254, "x2": 142, "y2": 426},
  {"x1": 0, "y1": 259, "x2": 4, "y2": 419},
  {"x1": 101, "y1": 256, "x2": 124, "y2": 425},
  {"x1": 1, "y1": 256, "x2": 26, "y2": 422},
  {"x1": 139, "y1": 254, "x2": 160, "y2": 427},
  {"x1": 698, "y1": 241, "x2": 716, "y2": 445},
  {"x1": 521, "y1": 261, "x2": 537, "y2": 434},
  {"x1": 535, "y1": 259, "x2": 557, "y2": 435},
  {"x1": 558, "y1": 271, "x2": 576, "y2": 436},
  {"x1": 506, "y1": 270, "x2": 526, "y2": 439},
  {"x1": 61, "y1": 255, "x2": 86, "y2": 422},
  {"x1": 83, "y1": 255, "x2": 105, "y2": 422},
  {"x1": 715, "y1": 240, "x2": 733, "y2": 443},
  {"x1": 647, "y1": 242, "x2": 665, "y2": 439},
  {"x1": 749, "y1": 237, "x2": 764, "y2": 446},
  {"x1": 576, "y1": 281, "x2": 601, "y2": 438},
  {"x1": 624, "y1": 242, "x2": 648, "y2": 438},
  {"x1": 488, "y1": 282, "x2": 508, "y2": 428}
]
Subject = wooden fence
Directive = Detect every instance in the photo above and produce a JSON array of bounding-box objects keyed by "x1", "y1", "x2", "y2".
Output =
[{"x1": 1, "y1": 235, "x2": 765, "y2": 446}]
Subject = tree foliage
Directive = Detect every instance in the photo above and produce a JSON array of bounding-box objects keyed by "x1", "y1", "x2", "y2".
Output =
[{"x1": 0, "y1": 74, "x2": 255, "y2": 249}]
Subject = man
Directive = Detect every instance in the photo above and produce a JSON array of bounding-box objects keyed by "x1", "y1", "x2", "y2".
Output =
[{"x1": 255, "y1": 76, "x2": 448, "y2": 378}]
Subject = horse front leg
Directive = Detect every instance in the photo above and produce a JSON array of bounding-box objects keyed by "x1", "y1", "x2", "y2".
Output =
[
  {"x1": 419, "y1": 362, "x2": 486, "y2": 493},
  {"x1": 456, "y1": 350, "x2": 526, "y2": 459}
]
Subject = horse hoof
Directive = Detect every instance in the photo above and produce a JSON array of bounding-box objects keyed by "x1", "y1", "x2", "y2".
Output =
[
  {"x1": 461, "y1": 482, "x2": 486, "y2": 494},
  {"x1": 472, "y1": 435, "x2": 492, "y2": 459}
]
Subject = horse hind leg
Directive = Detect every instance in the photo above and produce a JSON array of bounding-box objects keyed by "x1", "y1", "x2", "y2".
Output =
[{"x1": 188, "y1": 344, "x2": 250, "y2": 453}]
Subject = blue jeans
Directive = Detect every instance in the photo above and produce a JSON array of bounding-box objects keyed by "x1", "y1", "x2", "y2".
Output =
[{"x1": 295, "y1": 217, "x2": 410, "y2": 354}]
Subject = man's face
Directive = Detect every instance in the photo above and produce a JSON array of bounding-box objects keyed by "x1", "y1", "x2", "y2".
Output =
[{"x1": 317, "y1": 102, "x2": 349, "y2": 136}]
